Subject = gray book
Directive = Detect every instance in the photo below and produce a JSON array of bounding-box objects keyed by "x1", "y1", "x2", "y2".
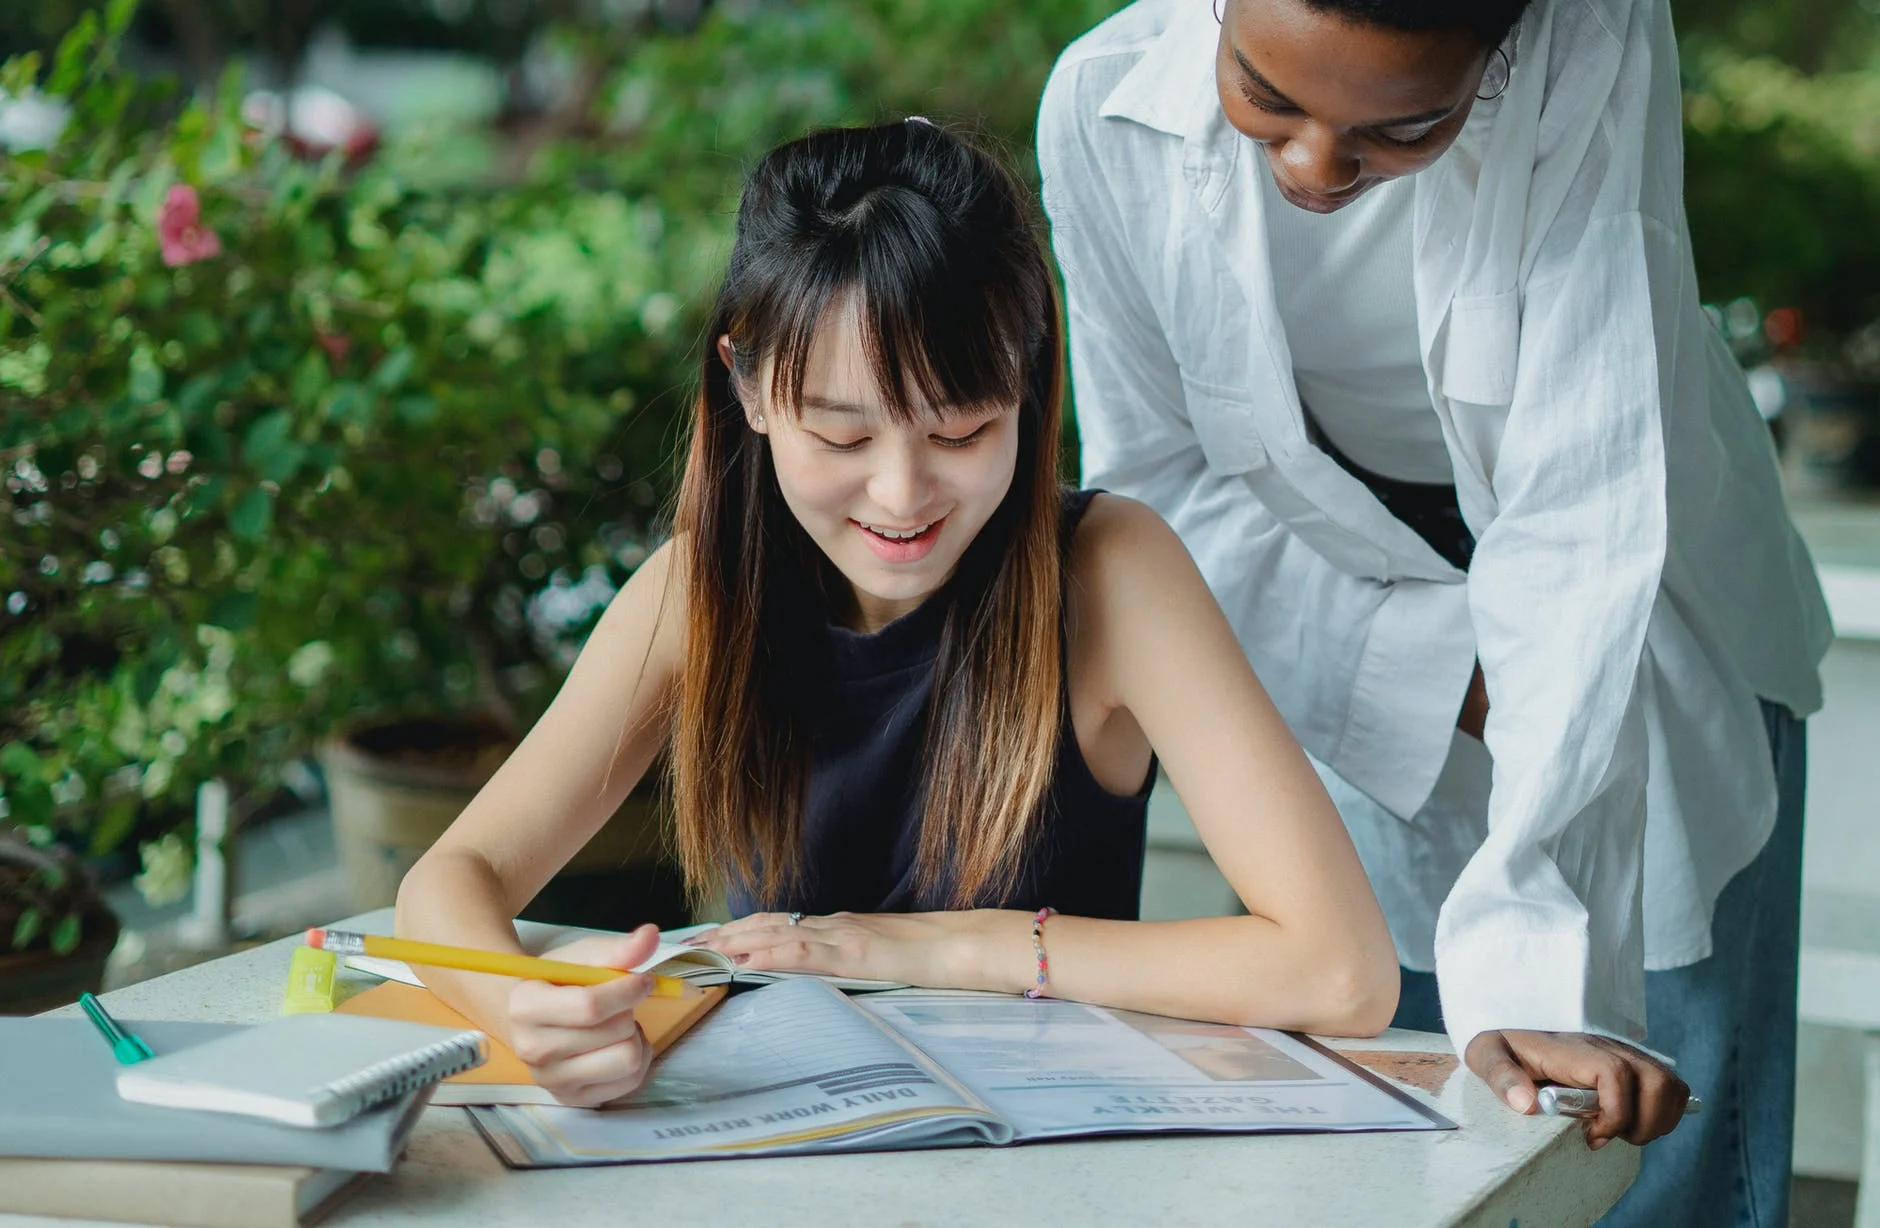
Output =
[{"x1": 0, "y1": 1019, "x2": 431, "y2": 1172}]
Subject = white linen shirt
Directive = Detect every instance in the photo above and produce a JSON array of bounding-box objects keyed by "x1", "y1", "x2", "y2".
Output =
[{"x1": 1038, "y1": 0, "x2": 1832, "y2": 1056}]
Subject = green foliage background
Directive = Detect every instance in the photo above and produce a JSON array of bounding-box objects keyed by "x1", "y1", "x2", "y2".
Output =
[{"x1": 2, "y1": 0, "x2": 1876, "y2": 950}]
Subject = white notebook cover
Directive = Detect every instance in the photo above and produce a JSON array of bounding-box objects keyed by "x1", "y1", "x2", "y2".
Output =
[{"x1": 118, "y1": 1013, "x2": 487, "y2": 1128}]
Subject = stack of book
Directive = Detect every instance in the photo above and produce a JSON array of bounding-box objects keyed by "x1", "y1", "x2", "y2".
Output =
[{"x1": 0, "y1": 1014, "x2": 475, "y2": 1228}]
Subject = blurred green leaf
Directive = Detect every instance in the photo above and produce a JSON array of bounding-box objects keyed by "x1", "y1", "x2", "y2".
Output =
[
  {"x1": 205, "y1": 590, "x2": 258, "y2": 630},
  {"x1": 103, "y1": 0, "x2": 137, "y2": 38},
  {"x1": 241, "y1": 409, "x2": 304, "y2": 483},
  {"x1": 175, "y1": 373, "x2": 223, "y2": 421},
  {"x1": 11, "y1": 908, "x2": 43, "y2": 952},
  {"x1": 0, "y1": 53, "x2": 41, "y2": 100},
  {"x1": 50, "y1": 913, "x2": 81, "y2": 956},
  {"x1": 243, "y1": 409, "x2": 292, "y2": 458},
  {"x1": 199, "y1": 124, "x2": 244, "y2": 183},
  {"x1": 45, "y1": 11, "x2": 97, "y2": 96},
  {"x1": 127, "y1": 344, "x2": 163, "y2": 403},
  {"x1": 290, "y1": 352, "x2": 330, "y2": 407},
  {"x1": 394, "y1": 395, "x2": 439, "y2": 425},
  {"x1": 228, "y1": 486, "x2": 273, "y2": 541},
  {"x1": 88, "y1": 799, "x2": 139, "y2": 858},
  {"x1": 370, "y1": 348, "x2": 415, "y2": 392},
  {"x1": 0, "y1": 742, "x2": 44, "y2": 782},
  {"x1": 133, "y1": 660, "x2": 167, "y2": 706}
]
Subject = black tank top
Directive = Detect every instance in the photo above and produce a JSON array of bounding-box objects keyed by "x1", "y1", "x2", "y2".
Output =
[{"x1": 727, "y1": 489, "x2": 1153, "y2": 920}]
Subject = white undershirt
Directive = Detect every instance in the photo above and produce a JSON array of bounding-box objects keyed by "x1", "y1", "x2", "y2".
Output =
[{"x1": 1259, "y1": 161, "x2": 1454, "y2": 485}]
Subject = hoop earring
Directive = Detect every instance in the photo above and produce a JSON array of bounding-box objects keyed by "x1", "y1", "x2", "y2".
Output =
[
  {"x1": 1476, "y1": 46, "x2": 1511, "y2": 101},
  {"x1": 1213, "y1": 0, "x2": 1225, "y2": 24}
]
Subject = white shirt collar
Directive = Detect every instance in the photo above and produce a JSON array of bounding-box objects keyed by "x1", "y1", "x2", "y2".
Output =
[{"x1": 1096, "y1": 0, "x2": 1223, "y2": 145}]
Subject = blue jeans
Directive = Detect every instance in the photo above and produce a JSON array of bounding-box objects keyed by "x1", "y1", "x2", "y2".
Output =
[{"x1": 1393, "y1": 700, "x2": 1806, "y2": 1228}]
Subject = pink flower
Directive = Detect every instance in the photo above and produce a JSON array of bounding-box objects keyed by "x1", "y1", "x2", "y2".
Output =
[
  {"x1": 315, "y1": 331, "x2": 351, "y2": 368},
  {"x1": 156, "y1": 185, "x2": 223, "y2": 268}
]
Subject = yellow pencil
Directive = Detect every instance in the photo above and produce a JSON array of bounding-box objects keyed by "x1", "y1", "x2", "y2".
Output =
[{"x1": 305, "y1": 928, "x2": 696, "y2": 998}]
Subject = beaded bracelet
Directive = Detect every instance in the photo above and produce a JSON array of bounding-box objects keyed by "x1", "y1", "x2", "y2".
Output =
[{"x1": 1024, "y1": 907, "x2": 1058, "y2": 1000}]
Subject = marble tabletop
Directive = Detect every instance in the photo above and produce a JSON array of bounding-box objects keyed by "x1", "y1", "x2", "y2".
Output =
[{"x1": 13, "y1": 912, "x2": 1637, "y2": 1228}]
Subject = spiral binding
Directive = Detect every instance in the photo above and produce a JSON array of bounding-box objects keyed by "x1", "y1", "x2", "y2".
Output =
[{"x1": 319, "y1": 1031, "x2": 487, "y2": 1115}]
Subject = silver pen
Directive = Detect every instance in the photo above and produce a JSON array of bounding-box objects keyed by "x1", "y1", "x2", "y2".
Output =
[{"x1": 1535, "y1": 1085, "x2": 1703, "y2": 1117}]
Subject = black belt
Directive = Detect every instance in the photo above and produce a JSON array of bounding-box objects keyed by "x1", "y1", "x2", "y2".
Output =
[{"x1": 1304, "y1": 409, "x2": 1476, "y2": 572}]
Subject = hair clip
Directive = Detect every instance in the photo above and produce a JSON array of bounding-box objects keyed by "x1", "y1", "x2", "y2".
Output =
[{"x1": 905, "y1": 115, "x2": 935, "y2": 127}]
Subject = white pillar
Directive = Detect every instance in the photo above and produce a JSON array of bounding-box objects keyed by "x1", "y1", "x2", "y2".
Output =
[{"x1": 177, "y1": 779, "x2": 233, "y2": 949}]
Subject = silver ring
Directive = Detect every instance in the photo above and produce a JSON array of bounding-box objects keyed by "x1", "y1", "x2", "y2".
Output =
[{"x1": 787, "y1": 912, "x2": 803, "y2": 927}]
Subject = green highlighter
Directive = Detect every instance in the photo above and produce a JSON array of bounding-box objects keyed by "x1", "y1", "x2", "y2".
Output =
[{"x1": 78, "y1": 991, "x2": 155, "y2": 1065}]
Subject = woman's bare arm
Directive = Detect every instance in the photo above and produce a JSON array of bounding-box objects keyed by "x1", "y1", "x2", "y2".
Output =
[
  {"x1": 1029, "y1": 494, "x2": 1398, "y2": 1034},
  {"x1": 392, "y1": 541, "x2": 687, "y2": 1045}
]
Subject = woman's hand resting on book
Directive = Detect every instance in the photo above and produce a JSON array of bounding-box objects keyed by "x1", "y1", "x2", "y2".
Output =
[
  {"x1": 690, "y1": 910, "x2": 1026, "y2": 991},
  {"x1": 506, "y1": 926, "x2": 663, "y2": 1107}
]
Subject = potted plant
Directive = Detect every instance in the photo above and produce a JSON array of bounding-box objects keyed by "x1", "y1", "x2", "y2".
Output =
[{"x1": 0, "y1": 826, "x2": 120, "y2": 1013}]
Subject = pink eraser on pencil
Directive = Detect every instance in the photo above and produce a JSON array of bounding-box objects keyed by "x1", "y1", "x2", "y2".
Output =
[{"x1": 304, "y1": 927, "x2": 326, "y2": 949}]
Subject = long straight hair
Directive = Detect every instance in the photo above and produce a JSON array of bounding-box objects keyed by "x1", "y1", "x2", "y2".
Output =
[{"x1": 669, "y1": 122, "x2": 1064, "y2": 909}]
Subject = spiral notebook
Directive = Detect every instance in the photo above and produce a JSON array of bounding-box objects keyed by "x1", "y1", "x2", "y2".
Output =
[{"x1": 117, "y1": 1013, "x2": 488, "y2": 1129}]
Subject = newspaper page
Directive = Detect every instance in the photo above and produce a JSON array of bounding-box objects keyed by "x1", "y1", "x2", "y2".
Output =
[
  {"x1": 468, "y1": 979, "x2": 1007, "y2": 1166},
  {"x1": 858, "y1": 994, "x2": 1452, "y2": 1139}
]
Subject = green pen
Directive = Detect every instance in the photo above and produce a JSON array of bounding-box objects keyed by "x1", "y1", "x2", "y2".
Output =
[{"x1": 79, "y1": 991, "x2": 155, "y2": 1064}]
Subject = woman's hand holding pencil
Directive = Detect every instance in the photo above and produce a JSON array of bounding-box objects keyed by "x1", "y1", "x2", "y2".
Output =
[
  {"x1": 310, "y1": 924, "x2": 684, "y2": 1107},
  {"x1": 502, "y1": 927, "x2": 669, "y2": 1107}
]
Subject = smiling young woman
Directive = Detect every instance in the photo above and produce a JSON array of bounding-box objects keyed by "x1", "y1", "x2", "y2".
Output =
[{"x1": 1038, "y1": 0, "x2": 1832, "y2": 1224}]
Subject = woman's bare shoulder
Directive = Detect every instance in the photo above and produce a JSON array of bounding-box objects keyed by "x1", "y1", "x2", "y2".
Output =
[
  {"x1": 582, "y1": 536, "x2": 690, "y2": 671},
  {"x1": 1066, "y1": 492, "x2": 1194, "y2": 599},
  {"x1": 1064, "y1": 491, "x2": 1241, "y2": 687}
]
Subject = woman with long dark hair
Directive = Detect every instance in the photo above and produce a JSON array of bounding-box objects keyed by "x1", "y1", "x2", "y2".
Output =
[{"x1": 395, "y1": 120, "x2": 1396, "y2": 1108}]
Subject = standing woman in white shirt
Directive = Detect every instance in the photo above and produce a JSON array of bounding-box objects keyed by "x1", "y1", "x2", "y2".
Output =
[{"x1": 1038, "y1": 0, "x2": 1831, "y2": 1223}]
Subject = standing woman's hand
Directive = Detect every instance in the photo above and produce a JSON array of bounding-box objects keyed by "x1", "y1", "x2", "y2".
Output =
[
  {"x1": 503, "y1": 926, "x2": 663, "y2": 1108},
  {"x1": 1465, "y1": 1029, "x2": 1691, "y2": 1148}
]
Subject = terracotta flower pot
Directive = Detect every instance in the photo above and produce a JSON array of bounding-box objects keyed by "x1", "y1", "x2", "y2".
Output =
[
  {"x1": 0, "y1": 832, "x2": 121, "y2": 1014},
  {"x1": 0, "y1": 908, "x2": 120, "y2": 1015}
]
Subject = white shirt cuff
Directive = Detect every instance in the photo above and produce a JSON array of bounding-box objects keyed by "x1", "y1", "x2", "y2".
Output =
[{"x1": 1435, "y1": 926, "x2": 1647, "y2": 1063}]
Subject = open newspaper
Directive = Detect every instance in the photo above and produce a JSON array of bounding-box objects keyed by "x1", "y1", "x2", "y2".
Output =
[{"x1": 468, "y1": 979, "x2": 1451, "y2": 1166}]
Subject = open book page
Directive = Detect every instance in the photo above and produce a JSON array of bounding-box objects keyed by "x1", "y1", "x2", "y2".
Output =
[
  {"x1": 467, "y1": 980, "x2": 1007, "y2": 1166},
  {"x1": 645, "y1": 924, "x2": 905, "y2": 991},
  {"x1": 859, "y1": 994, "x2": 1452, "y2": 1140}
]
